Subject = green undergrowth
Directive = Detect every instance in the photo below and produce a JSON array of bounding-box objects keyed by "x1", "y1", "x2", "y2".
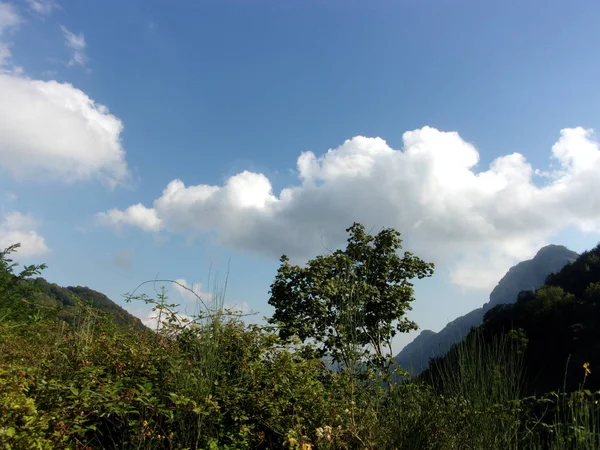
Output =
[
  {"x1": 2, "y1": 238, "x2": 600, "y2": 449},
  {"x1": 2, "y1": 292, "x2": 599, "y2": 449}
]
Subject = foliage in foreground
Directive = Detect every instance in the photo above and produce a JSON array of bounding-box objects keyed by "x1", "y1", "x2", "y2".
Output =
[{"x1": 1, "y1": 228, "x2": 600, "y2": 449}]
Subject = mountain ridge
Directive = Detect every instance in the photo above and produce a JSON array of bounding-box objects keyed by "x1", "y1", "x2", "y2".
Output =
[
  {"x1": 394, "y1": 244, "x2": 579, "y2": 375},
  {"x1": 28, "y1": 277, "x2": 147, "y2": 332}
]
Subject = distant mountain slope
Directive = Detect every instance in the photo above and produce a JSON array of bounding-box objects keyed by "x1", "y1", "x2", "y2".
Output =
[
  {"x1": 29, "y1": 277, "x2": 147, "y2": 332},
  {"x1": 394, "y1": 244, "x2": 579, "y2": 375},
  {"x1": 424, "y1": 243, "x2": 600, "y2": 396}
]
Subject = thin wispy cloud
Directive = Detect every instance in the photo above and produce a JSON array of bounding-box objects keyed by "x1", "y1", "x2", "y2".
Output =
[
  {"x1": 60, "y1": 25, "x2": 88, "y2": 67},
  {"x1": 0, "y1": 2, "x2": 21, "y2": 67},
  {"x1": 25, "y1": 0, "x2": 58, "y2": 16}
]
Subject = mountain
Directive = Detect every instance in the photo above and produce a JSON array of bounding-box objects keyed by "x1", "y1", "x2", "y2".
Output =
[
  {"x1": 394, "y1": 244, "x2": 579, "y2": 375},
  {"x1": 424, "y1": 243, "x2": 600, "y2": 396},
  {"x1": 28, "y1": 277, "x2": 147, "y2": 332}
]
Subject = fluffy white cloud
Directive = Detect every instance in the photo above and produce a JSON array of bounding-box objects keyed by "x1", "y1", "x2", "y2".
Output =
[
  {"x1": 97, "y1": 204, "x2": 160, "y2": 232},
  {"x1": 60, "y1": 25, "x2": 87, "y2": 67},
  {"x1": 0, "y1": 2, "x2": 20, "y2": 66},
  {"x1": 0, "y1": 73, "x2": 130, "y2": 187},
  {"x1": 0, "y1": 211, "x2": 50, "y2": 257},
  {"x1": 98, "y1": 126, "x2": 600, "y2": 291}
]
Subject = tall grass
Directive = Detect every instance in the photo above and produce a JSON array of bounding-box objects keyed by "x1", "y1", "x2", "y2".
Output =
[
  {"x1": 120, "y1": 275, "x2": 242, "y2": 448},
  {"x1": 377, "y1": 329, "x2": 524, "y2": 450}
]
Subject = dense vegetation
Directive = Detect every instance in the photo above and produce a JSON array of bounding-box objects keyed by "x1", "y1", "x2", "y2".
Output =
[
  {"x1": 394, "y1": 245, "x2": 579, "y2": 376},
  {"x1": 1, "y1": 227, "x2": 600, "y2": 449},
  {"x1": 423, "y1": 244, "x2": 600, "y2": 395}
]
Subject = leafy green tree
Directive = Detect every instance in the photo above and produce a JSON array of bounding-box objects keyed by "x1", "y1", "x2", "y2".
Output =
[
  {"x1": 268, "y1": 222, "x2": 434, "y2": 372},
  {"x1": 0, "y1": 243, "x2": 47, "y2": 323}
]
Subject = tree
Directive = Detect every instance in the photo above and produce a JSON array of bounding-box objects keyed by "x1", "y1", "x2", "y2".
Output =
[
  {"x1": 0, "y1": 243, "x2": 47, "y2": 323},
  {"x1": 268, "y1": 223, "x2": 434, "y2": 372}
]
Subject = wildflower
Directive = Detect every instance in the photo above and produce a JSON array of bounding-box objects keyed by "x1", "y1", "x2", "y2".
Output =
[{"x1": 584, "y1": 362, "x2": 591, "y2": 375}]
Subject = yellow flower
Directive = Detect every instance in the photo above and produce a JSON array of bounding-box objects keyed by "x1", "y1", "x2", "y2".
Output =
[
  {"x1": 584, "y1": 362, "x2": 591, "y2": 375},
  {"x1": 301, "y1": 444, "x2": 313, "y2": 450}
]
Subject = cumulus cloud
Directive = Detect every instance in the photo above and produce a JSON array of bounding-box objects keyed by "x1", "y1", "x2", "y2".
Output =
[
  {"x1": 0, "y1": 2, "x2": 20, "y2": 67},
  {"x1": 0, "y1": 73, "x2": 130, "y2": 187},
  {"x1": 60, "y1": 25, "x2": 87, "y2": 67},
  {"x1": 96, "y1": 204, "x2": 161, "y2": 232},
  {"x1": 0, "y1": 211, "x2": 50, "y2": 257},
  {"x1": 97, "y1": 126, "x2": 600, "y2": 291},
  {"x1": 25, "y1": 0, "x2": 57, "y2": 16}
]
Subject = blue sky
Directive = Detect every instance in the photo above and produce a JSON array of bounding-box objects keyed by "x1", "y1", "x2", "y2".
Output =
[{"x1": 1, "y1": 0, "x2": 600, "y2": 352}]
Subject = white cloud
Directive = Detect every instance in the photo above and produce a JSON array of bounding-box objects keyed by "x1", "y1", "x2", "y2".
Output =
[
  {"x1": 0, "y1": 211, "x2": 50, "y2": 257},
  {"x1": 143, "y1": 277, "x2": 222, "y2": 330},
  {"x1": 0, "y1": 2, "x2": 21, "y2": 67},
  {"x1": 96, "y1": 204, "x2": 160, "y2": 232},
  {"x1": 60, "y1": 25, "x2": 87, "y2": 67},
  {"x1": 225, "y1": 301, "x2": 251, "y2": 314},
  {"x1": 172, "y1": 278, "x2": 214, "y2": 304},
  {"x1": 0, "y1": 73, "x2": 130, "y2": 187},
  {"x1": 171, "y1": 279, "x2": 250, "y2": 315},
  {"x1": 0, "y1": 3, "x2": 19, "y2": 30},
  {"x1": 25, "y1": 0, "x2": 57, "y2": 16},
  {"x1": 98, "y1": 126, "x2": 600, "y2": 291},
  {"x1": 142, "y1": 309, "x2": 193, "y2": 331}
]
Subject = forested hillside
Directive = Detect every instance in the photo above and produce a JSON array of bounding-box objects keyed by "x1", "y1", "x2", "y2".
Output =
[
  {"x1": 2, "y1": 233, "x2": 600, "y2": 449},
  {"x1": 28, "y1": 277, "x2": 147, "y2": 332},
  {"x1": 395, "y1": 244, "x2": 578, "y2": 375},
  {"x1": 423, "y1": 243, "x2": 600, "y2": 396}
]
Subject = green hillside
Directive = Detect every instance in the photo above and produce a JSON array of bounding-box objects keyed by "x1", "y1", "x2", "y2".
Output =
[
  {"x1": 394, "y1": 244, "x2": 579, "y2": 376},
  {"x1": 2, "y1": 233, "x2": 600, "y2": 449},
  {"x1": 28, "y1": 277, "x2": 147, "y2": 332},
  {"x1": 423, "y1": 243, "x2": 600, "y2": 396}
]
